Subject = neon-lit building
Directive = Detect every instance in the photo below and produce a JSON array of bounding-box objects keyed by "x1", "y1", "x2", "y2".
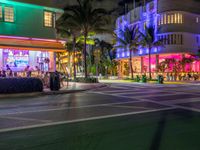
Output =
[
  {"x1": 0, "y1": 0, "x2": 65, "y2": 73},
  {"x1": 116, "y1": 0, "x2": 200, "y2": 78}
]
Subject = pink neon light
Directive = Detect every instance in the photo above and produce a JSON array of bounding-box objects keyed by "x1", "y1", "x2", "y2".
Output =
[
  {"x1": 0, "y1": 35, "x2": 30, "y2": 40},
  {"x1": 0, "y1": 35, "x2": 65, "y2": 43},
  {"x1": 142, "y1": 53, "x2": 200, "y2": 73}
]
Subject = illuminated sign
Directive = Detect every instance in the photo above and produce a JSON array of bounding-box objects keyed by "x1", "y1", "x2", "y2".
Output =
[{"x1": 3, "y1": 49, "x2": 29, "y2": 67}]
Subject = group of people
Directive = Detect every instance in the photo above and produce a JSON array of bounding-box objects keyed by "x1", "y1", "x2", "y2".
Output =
[
  {"x1": 0, "y1": 64, "x2": 68, "y2": 89},
  {"x1": 0, "y1": 65, "x2": 33, "y2": 78},
  {"x1": 40, "y1": 71, "x2": 67, "y2": 88},
  {"x1": 0, "y1": 65, "x2": 16, "y2": 78}
]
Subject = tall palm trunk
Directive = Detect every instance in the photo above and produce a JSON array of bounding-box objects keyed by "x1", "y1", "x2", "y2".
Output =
[
  {"x1": 68, "y1": 51, "x2": 71, "y2": 77},
  {"x1": 96, "y1": 50, "x2": 99, "y2": 77},
  {"x1": 148, "y1": 46, "x2": 152, "y2": 80},
  {"x1": 73, "y1": 36, "x2": 76, "y2": 79},
  {"x1": 83, "y1": 32, "x2": 88, "y2": 78},
  {"x1": 129, "y1": 49, "x2": 134, "y2": 79}
]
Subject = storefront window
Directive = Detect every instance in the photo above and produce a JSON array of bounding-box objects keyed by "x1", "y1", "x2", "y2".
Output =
[
  {"x1": 36, "y1": 51, "x2": 50, "y2": 71},
  {"x1": 3, "y1": 49, "x2": 29, "y2": 67}
]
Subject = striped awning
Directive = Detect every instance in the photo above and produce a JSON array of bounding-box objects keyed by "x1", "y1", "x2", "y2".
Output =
[{"x1": 0, "y1": 36, "x2": 66, "y2": 52}]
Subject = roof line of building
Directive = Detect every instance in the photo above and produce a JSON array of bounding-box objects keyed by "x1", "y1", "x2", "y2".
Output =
[{"x1": 2, "y1": 0, "x2": 63, "y2": 12}]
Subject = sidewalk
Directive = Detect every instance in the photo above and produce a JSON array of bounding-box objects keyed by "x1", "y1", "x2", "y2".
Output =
[
  {"x1": 0, "y1": 82, "x2": 107, "y2": 98},
  {"x1": 44, "y1": 82, "x2": 107, "y2": 94},
  {"x1": 100, "y1": 79, "x2": 200, "y2": 85}
]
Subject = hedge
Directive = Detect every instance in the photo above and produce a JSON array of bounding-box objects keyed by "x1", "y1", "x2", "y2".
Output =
[
  {"x1": 74, "y1": 77, "x2": 99, "y2": 83},
  {"x1": 0, "y1": 78, "x2": 43, "y2": 94}
]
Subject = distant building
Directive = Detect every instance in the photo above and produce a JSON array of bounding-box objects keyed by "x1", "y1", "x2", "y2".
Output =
[
  {"x1": 116, "y1": 0, "x2": 200, "y2": 78},
  {"x1": 0, "y1": 0, "x2": 65, "y2": 73}
]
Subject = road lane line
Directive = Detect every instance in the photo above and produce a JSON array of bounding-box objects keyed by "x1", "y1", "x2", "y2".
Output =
[
  {"x1": 0, "y1": 101, "x2": 142, "y2": 116},
  {"x1": 0, "y1": 116, "x2": 52, "y2": 123},
  {"x1": 0, "y1": 107, "x2": 174, "y2": 134},
  {"x1": 107, "y1": 105, "x2": 151, "y2": 110}
]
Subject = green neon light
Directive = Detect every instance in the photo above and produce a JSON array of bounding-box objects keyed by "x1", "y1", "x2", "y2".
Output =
[{"x1": 0, "y1": 0, "x2": 63, "y2": 12}]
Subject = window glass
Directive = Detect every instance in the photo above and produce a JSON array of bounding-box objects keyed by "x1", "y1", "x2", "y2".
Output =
[
  {"x1": 164, "y1": 14, "x2": 166, "y2": 24},
  {"x1": 161, "y1": 15, "x2": 163, "y2": 25},
  {"x1": 174, "y1": 13, "x2": 177, "y2": 23},
  {"x1": 174, "y1": 34, "x2": 177, "y2": 44},
  {"x1": 177, "y1": 13, "x2": 183, "y2": 24},
  {"x1": 180, "y1": 35, "x2": 183, "y2": 45},
  {"x1": 158, "y1": 17, "x2": 160, "y2": 26},
  {"x1": 171, "y1": 34, "x2": 174, "y2": 45},
  {"x1": 167, "y1": 35, "x2": 170, "y2": 45},
  {"x1": 3, "y1": 49, "x2": 29, "y2": 67},
  {"x1": 44, "y1": 11, "x2": 54, "y2": 27},
  {"x1": 171, "y1": 15, "x2": 174, "y2": 23},
  {"x1": 4, "y1": 6, "x2": 14, "y2": 22},
  {"x1": 180, "y1": 14, "x2": 183, "y2": 23},
  {"x1": 167, "y1": 15, "x2": 171, "y2": 24},
  {"x1": 0, "y1": 6, "x2": 3, "y2": 20},
  {"x1": 196, "y1": 17, "x2": 199, "y2": 23}
]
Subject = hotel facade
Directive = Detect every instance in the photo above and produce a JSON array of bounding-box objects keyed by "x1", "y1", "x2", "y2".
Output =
[
  {"x1": 116, "y1": 0, "x2": 200, "y2": 78},
  {"x1": 0, "y1": 0, "x2": 65, "y2": 73}
]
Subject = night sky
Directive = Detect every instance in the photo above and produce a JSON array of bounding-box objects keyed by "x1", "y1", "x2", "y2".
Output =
[
  {"x1": 12, "y1": 0, "x2": 120, "y2": 9},
  {"x1": 11, "y1": 0, "x2": 148, "y2": 17}
]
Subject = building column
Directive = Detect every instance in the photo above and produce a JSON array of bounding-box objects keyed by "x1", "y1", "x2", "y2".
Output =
[
  {"x1": 156, "y1": 54, "x2": 159, "y2": 73},
  {"x1": 0, "y1": 49, "x2": 3, "y2": 69},
  {"x1": 182, "y1": 53, "x2": 185, "y2": 72},
  {"x1": 118, "y1": 60, "x2": 122, "y2": 79},
  {"x1": 141, "y1": 56, "x2": 144, "y2": 74},
  {"x1": 121, "y1": 60, "x2": 124, "y2": 78},
  {"x1": 53, "y1": 52, "x2": 57, "y2": 72}
]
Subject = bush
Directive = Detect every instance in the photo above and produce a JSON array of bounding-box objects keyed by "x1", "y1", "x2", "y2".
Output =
[
  {"x1": 0, "y1": 78, "x2": 43, "y2": 94},
  {"x1": 135, "y1": 75, "x2": 140, "y2": 82},
  {"x1": 74, "y1": 77, "x2": 99, "y2": 83},
  {"x1": 148, "y1": 79, "x2": 158, "y2": 81}
]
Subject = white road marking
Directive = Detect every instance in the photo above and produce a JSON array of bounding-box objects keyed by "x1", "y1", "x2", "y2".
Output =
[
  {"x1": 0, "y1": 116, "x2": 52, "y2": 123},
  {"x1": 0, "y1": 107, "x2": 174, "y2": 134},
  {"x1": 108, "y1": 105, "x2": 151, "y2": 110},
  {"x1": 0, "y1": 83, "x2": 199, "y2": 134},
  {"x1": 0, "y1": 101, "x2": 142, "y2": 116},
  {"x1": 162, "y1": 98, "x2": 200, "y2": 105}
]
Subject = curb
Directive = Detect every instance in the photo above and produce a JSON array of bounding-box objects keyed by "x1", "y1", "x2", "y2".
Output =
[
  {"x1": 43, "y1": 83, "x2": 108, "y2": 95},
  {"x1": 0, "y1": 83, "x2": 108, "y2": 99}
]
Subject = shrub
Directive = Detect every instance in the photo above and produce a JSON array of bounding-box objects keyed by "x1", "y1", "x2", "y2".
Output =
[
  {"x1": 0, "y1": 78, "x2": 43, "y2": 94},
  {"x1": 135, "y1": 75, "x2": 140, "y2": 82},
  {"x1": 74, "y1": 77, "x2": 99, "y2": 83},
  {"x1": 148, "y1": 79, "x2": 158, "y2": 81}
]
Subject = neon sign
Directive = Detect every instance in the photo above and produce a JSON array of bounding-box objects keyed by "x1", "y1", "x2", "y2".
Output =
[{"x1": 3, "y1": 49, "x2": 29, "y2": 67}]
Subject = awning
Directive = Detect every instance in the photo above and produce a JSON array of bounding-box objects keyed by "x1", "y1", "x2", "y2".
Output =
[{"x1": 0, "y1": 36, "x2": 66, "y2": 52}]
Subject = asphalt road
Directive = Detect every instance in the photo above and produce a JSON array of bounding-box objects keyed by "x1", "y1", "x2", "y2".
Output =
[
  {"x1": 0, "y1": 83, "x2": 199, "y2": 132},
  {"x1": 0, "y1": 83, "x2": 200, "y2": 150}
]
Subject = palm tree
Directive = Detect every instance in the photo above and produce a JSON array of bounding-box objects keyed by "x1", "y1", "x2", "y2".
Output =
[
  {"x1": 140, "y1": 26, "x2": 163, "y2": 80},
  {"x1": 180, "y1": 56, "x2": 195, "y2": 72},
  {"x1": 62, "y1": 0, "x2": 110, "y2": 78},
  {"x1": 115, "y1": 25, "x2": 140, "y2": 79},
  {"x1": 103, "y1": 44, "x2": 117, "y2": 77},
  {"x1": 56, "y1": 52, "x2": 66, "y2": 72},
  {"x1": 94, "y1": 39, "x2": 113, "y2": 76},
  {"x1": 56, "y1": 18, "x2": 80, "y2": 79}
]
